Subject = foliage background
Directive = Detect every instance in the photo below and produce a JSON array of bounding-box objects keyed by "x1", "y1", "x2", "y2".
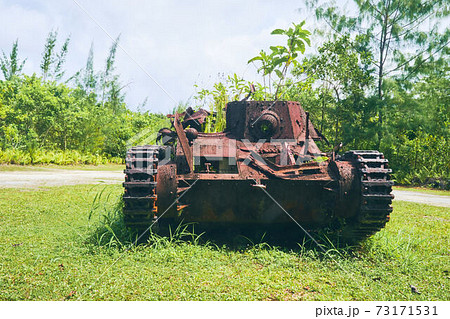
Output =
[{"x1": 0, "y1": 0, "x2": 448, "y2": 187}]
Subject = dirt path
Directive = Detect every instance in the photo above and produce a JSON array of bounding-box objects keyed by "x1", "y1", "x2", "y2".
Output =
[
  {"x1": 0, "y1": 169, "x2": 448, "y2": 207},
  {"x1": 0, "y1": 169, "x2": 123, "y2": 188},
  {"x1": 392, "y1": 190, "x2": 449, "y2": 208}
]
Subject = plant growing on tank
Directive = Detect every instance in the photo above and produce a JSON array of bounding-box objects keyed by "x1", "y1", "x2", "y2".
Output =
[
  {"x1": 248, "y1": 21, "x2": 311, "y2": 99},
  {"x1": 194, "y1": 75, "x2": 256, "y2": 133},
  {"x1": 192, "y1": 22, "x2": 311, "y2": 133}
]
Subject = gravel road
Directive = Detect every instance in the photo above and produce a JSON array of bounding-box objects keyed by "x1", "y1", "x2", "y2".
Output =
[{"x1": 0, "y1": 169, "x2": 448, "y2": 207}]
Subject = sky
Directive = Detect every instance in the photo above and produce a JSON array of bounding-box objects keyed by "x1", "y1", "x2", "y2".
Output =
[{"x1": 0, "y1": 0, "x2": 320, "y2": 113}]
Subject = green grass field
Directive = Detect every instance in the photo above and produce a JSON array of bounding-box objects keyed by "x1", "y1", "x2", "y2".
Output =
[{"x1": 0, "y1": 184, "x2": 448, "y2": 301}]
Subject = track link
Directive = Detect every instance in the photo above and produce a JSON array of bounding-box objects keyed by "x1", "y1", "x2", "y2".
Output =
[
  {"x1": 340, "y1": 150, "x2": 394, "y2": 241},
  {"x1": 123, "y1": 145, "x2": 161, "y2": 230}
]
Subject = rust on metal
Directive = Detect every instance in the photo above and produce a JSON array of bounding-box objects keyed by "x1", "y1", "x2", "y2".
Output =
[
  {"x1": 123, "y1": 100, "x2": 394, "y2": 241},
  {"x1": 174, "y1": 112, "x2": 194, "y2": 173}
]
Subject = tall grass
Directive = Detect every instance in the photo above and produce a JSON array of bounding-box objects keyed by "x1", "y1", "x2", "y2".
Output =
[
  {"x1": 86, "y1": 187, "x2": 133, "y2": 249},
  {"x1": 86, "y1": 188, "x2": 208, "y2": 251}
]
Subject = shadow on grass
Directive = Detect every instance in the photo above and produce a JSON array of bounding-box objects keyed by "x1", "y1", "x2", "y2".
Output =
[
  {"x1": 84, "y1": 193, "x2": 361, "y2": 260},
  {"x1": 85, "y1": 198, "x2": 431, "y2": 282},
  {"x1": 84, "y1": 190, "x2": 372, "y2": 262}
]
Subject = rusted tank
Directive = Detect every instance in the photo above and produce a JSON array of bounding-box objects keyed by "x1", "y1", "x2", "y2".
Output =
[{"x1": 123, "y1": 101, "x2": 394, "y2": 242}]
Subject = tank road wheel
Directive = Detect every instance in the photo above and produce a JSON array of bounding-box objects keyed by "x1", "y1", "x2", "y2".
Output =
[
  {"x1": 338, "y1": 150, "x2": 394, "y2": 242},
  {"x1": 122, "y1": 145, "x2": 161, "y2": 232}
]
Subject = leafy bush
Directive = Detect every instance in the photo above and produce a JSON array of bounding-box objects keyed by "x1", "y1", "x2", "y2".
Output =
[{"x1": 0, "y1": 148, "x2": 123, "y2": 165}]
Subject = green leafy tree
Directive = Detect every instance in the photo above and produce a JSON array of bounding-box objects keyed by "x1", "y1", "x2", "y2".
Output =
[
  {"x1": 101, "y1": 35, "x2": 123, "y2": 108},
  {"x1": 0, "y1": 40, "x2": 26, "y2": 80},
  {"x1": 308, "y1": 0, "x2": 449, "y2": 146},
  {"x1": 40, "y1": 30, "x2": 70, "y2": 82},
  {"x1": 298, "y1": 35, "x2": 374, "y2": 145},
  {"x1": 40, "y1": 30, "x2": 57, "y2": 81},
  {"x1": 0, "y1": 34, "x2": 168, "y2": 163},
  {"x1": 54, "y1": 35, "x2": 70, "y2": 81},
  {"x1": 381, "y1": 58, "x2": 449, "y2": 185},
  {"x1": 79, "y1": 42, "x2": 97, "y2": 94}
]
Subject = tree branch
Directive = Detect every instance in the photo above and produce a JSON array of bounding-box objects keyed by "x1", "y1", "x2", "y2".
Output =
[{"x1": 387, "y1": 39, "x2": 450, "y2": 75}]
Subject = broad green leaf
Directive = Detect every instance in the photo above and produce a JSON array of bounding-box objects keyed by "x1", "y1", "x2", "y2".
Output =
[
  {"x1": 271, "y1": 29, "x2": 285, "y2": 35},
  {"x1": 272, "y1": 56, "x2": 289, "y2": 67},
  {"x1": 274, "y1": 69, "x2": 284, "y2": 79},
  {"x1": 247, "y1": 56, "x2": 263, "y2": 63}
]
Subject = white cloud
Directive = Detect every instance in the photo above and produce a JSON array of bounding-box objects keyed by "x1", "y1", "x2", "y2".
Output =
[{"x1": 0, "y1": 0, "x2": 309, "y2": 113}]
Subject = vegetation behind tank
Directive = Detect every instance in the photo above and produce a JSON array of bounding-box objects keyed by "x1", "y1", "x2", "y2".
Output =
[
  {"x1": 0, "y1": 8, "x2": 448, "y2": 188},
  {"x1": 191, "y1": 20, "x2": 449, "y2": 189}
]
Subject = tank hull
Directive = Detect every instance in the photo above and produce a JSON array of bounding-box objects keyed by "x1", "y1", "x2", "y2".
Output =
[{"x1": 173, "y1": 179, "x2": 337, "y2": 226}]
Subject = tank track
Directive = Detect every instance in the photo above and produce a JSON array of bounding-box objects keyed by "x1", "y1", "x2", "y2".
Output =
[
  {"x1": 339, "y1": 150, "x2": 394, "y2": 241},
  {"x1": 122, "y1": 145, "x2": 161, "y2": 230}
]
